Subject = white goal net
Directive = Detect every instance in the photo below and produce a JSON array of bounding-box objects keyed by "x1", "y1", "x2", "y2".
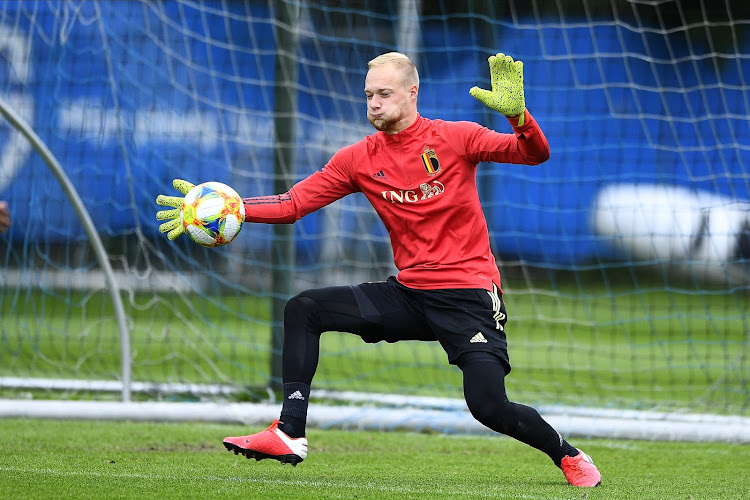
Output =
[{"x1": 0, "y1": 1, "x2": 748, "y2": 441}]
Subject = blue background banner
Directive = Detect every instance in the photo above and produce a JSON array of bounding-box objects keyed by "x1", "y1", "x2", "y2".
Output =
[{"x1": 1, "y1": 1, "x2": 748, "y2": 267}]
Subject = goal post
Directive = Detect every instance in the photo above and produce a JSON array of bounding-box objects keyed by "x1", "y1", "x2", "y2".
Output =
[
  {"x1": 0, "y1": 96, "x2": 131, "y2": 402},
  {"x1": 0, "y1": 1, "x2": 748, "y2": 440}
]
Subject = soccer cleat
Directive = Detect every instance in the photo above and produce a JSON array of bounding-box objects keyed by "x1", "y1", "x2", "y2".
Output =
[
  {"x1": 223, "y1": 419, "x2": 308, "y2": 466},
  {"x1": 560, "y1": 449, "x2": 601, "y2": 487}
]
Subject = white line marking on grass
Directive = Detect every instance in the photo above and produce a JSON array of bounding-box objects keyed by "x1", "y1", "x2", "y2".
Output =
[{"x1": 0, "y1": 466, "x2": 553, "y2": 498}]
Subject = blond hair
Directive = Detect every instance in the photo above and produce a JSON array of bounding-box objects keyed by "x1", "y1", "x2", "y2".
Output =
[{"x1": 368, "y1": 52, "x2": 419, "y2": 89}]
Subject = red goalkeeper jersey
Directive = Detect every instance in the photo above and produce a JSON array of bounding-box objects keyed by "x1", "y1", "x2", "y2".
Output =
[{"x1": 244, "y1": 110, "x2": 550, "y2": 291}]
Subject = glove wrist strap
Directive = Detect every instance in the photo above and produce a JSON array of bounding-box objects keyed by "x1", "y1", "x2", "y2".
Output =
[{"x1": 507, "y1": 109, "x2": 526, "y2": 127}]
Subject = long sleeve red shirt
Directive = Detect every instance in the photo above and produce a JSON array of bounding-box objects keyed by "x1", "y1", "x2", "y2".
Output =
[{"x1": 243, "y1": 109, "x2": 550, "y2": 291}]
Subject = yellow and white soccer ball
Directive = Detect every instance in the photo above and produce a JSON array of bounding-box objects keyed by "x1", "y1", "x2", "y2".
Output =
[{"x1": 180, "y1": 181, "x2": 244, "y2": 247}]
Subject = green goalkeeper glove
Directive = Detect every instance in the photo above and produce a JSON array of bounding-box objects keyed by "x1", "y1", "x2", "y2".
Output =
[
  {"x1": 155, "y1": 179, "x2": 196, "y2": 240},
  {"x1": 469, "y1": 53, "x2": 526, "y2": 124}
]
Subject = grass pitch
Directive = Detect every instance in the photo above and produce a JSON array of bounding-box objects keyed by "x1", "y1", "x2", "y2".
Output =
[{"x1": 0, "y1": 418, "x2": 747, "y2": 499}]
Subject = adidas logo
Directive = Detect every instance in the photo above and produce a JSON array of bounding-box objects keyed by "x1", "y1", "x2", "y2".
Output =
[
  {"x1": 287, "y1": 390, "x2": 305, "y2": 400},
  {"x1": 470, "y1": 332, "x2": 488, "y2": 343},
  {"x1": 372, "y1": 169, "x2": 387, "y2": 179}
]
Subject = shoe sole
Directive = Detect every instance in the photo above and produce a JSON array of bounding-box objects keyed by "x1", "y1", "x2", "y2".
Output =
[
  {"x1": 223, "y1": 441, "x2": 304, "y2": 466},
  {"x1": 567, "y1": 478, "x2": 601, "y2": 487}
]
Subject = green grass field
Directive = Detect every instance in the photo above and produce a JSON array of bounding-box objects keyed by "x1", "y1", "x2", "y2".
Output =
[{"x1": 0, "y1": 418, "x2": 747, "y2": 499}]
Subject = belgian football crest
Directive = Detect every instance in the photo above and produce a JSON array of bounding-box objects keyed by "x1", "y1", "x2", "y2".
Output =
[{"x1": 421, "y1": 146, "x2": 441, "y2": 175}]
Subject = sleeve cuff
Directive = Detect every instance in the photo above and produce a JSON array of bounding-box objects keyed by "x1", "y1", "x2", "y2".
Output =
[{"x1": 506, "y1": 108, "x2": 528, "y2": 127}]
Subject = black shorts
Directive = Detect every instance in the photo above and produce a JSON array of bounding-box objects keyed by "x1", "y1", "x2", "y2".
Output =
[{"x1": 300, "y1": 276, "x2": 510, "y2": 373}]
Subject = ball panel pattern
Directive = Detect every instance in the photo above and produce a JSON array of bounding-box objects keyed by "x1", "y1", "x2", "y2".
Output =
[{"x1": 180, "y1": 182, "x2": 244, "y2": 247}]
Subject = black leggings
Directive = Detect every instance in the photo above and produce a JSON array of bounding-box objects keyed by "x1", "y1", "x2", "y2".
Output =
[
  {"x1": 281, "y1": 287, "x2": 374, "y2": 383},
  {"x1": 457, "y1": 352, "x2": 564, "y2": 455},
  {"x1": 282, "y1": 286, "x2": 566, "y2": 461}
]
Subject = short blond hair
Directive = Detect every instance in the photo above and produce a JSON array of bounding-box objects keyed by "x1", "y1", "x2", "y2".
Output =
[{"x1": 368, "y1": 52, "x2": 419, "y2": 89}]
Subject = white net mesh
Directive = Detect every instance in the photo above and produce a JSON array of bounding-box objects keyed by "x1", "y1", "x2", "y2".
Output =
[{"x1": 0, "y1": 1, "x2": 747, "y2": 419}]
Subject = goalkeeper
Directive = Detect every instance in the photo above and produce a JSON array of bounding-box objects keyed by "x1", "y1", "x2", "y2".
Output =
[{"x1": 157, "y1": 52, "x2": 601, "y2": 487}]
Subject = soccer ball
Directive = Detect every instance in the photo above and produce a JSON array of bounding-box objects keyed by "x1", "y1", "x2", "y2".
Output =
[{"x1": 180, "y1": 182, "x2": 245, "y2": 247}]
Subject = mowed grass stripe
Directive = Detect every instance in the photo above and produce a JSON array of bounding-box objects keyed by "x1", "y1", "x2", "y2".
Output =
[{"x1": 0, "y1": 466, "x2": 551, "y2": 499}]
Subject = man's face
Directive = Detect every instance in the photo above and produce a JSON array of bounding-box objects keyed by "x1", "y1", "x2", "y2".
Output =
[{"x1": 364, "y1": 63, "x2": 416, "y2": 134}]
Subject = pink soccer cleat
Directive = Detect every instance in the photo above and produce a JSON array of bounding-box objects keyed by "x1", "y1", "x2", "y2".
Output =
[
  {"x1": 223, "y1": 419, "x2": 308, "y2": 466},
  {"x1": 560, "y1": 449, "x2": 601, "y2": 487}
]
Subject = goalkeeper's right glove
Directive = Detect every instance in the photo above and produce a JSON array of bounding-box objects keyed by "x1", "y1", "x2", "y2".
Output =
[
  {"x1": 469, "y1": 53, "x2": 526, "y2": 124},
  {"x1": 155, "y1": 179, "x2": 195, "y2": 241}
]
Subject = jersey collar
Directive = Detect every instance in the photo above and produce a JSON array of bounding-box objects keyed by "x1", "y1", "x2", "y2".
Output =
[{"x1": 380, "y1": 114, "x2": 424, "y2": 144}]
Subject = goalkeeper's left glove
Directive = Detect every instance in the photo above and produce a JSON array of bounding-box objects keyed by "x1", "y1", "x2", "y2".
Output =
[
  {"x1": 155, "y1": 179, "x2": 196, "y2": 240},
  {"x1": 469, "y1": 53, "x2": 526, "y2": 125}
]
